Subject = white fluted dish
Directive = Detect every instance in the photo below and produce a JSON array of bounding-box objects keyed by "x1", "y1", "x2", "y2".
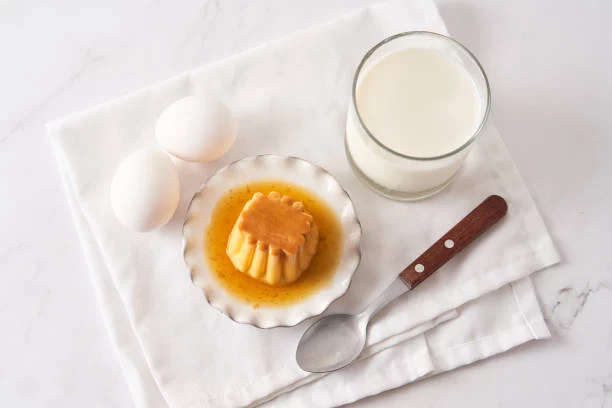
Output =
[{"x1": 182, "y1": 155, "x2": 362, "y2": 328}]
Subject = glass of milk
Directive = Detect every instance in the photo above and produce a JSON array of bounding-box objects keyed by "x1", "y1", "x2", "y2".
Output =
[{"x1": 345, "y1": 31, "x2": 490, "y2": 201}]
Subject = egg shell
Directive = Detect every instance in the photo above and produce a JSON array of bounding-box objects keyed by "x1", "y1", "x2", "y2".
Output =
[
  {"x1": 110, "y1": 148, "x2": 180, "y2": 232},
  {"x1": 156, "y1": 95, "x2": 236, "y2": 162}
]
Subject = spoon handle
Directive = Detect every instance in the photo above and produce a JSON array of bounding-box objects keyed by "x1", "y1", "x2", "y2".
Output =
[{"x1": 399, "y1": 195, "x2": 508, "y2": 289}]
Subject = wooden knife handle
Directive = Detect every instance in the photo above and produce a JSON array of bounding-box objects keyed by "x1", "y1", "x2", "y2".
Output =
[{"x1": 399, "y1": 195, "x2": 508, "y2": 289}]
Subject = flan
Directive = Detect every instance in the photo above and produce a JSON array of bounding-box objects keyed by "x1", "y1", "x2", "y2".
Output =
[{"x1": 226, "y1": 191, "x2": 319, "y2": 286}]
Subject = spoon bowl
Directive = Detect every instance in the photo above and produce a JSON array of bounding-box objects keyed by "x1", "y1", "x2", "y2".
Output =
[{"x1": 296, "y1": 314, "x2": 367, "y2": 373}]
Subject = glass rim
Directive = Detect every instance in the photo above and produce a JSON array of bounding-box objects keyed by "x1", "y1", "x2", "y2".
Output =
[{"x1": 351, "y1": 31, "x2": 491, "y2": 161}]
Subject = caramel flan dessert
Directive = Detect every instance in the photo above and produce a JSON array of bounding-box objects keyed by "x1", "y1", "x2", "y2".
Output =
[{"x1": 226, "y1": 191, "x2": 319, "y2": 286}]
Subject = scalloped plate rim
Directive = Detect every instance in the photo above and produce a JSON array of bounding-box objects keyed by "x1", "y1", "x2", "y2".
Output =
[{"x1": 182, "y1": 154, "x2": 362, "y2": 329}]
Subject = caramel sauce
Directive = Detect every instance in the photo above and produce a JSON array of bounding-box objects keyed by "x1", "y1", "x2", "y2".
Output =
[{"x1": 204, "y1": 180, "x2": 343, "y2": 307}]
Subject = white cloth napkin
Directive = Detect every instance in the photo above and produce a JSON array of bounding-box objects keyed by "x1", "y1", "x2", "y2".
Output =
[{"x1": 48, "y1": 0, "x2": 560, "y2": 406}]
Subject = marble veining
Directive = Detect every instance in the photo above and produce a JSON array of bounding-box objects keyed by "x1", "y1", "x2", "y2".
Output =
[
  {"x1": 1, "y1": 49, "x2": 106, "y2": 144},
  {"x1": 549, "y1": 282, "x2": 611, "y2": 330}
]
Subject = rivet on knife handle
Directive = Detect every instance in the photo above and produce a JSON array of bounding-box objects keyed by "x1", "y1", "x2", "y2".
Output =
[{"x1": 399, "y1": 195, "x2": 508, "y2": 289}]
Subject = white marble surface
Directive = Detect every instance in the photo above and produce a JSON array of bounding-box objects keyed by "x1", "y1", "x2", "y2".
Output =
[{"x1": 0, "y1": 0, "x2": 610, "y2": 406}]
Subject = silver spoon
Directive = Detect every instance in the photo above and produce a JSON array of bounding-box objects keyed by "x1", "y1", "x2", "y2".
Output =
[{"x1": 296, "y1": 195, "x2": 508, "y2": 373}]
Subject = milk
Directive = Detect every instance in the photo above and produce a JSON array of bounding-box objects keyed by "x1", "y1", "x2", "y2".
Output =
[{"x1": 346, "y1": 46, "x2": 486, "y2": 199}]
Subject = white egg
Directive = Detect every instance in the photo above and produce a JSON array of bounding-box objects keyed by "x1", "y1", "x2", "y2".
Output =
[
  {"x1": 155, "y1": 95, "x2": 236, "y2": 162},
  {"x1": 110, "y1": 148, "x2": 180, "y2": 232}
]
